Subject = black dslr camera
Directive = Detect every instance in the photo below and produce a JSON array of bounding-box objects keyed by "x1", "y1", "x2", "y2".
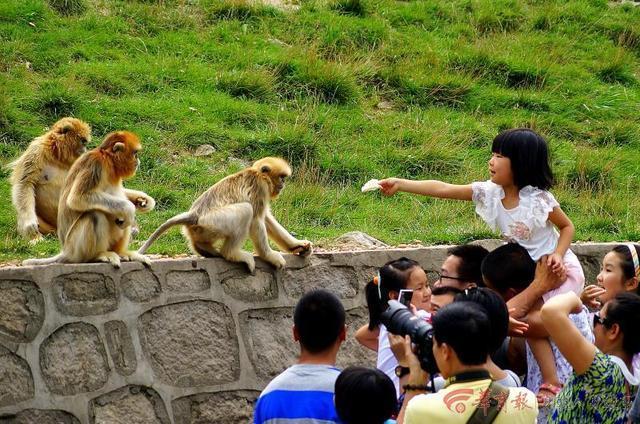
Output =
[{"x1": 380, "y1": 300, "x2": 438, "y2": 375}]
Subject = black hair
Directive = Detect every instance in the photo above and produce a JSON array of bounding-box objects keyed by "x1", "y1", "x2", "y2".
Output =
[
  {"x1": 294, "y1": 289, "x2": 345, "y2": 353},
  {"x1": 455, "y1": 287, "x2": 509, "y2": 353},
  {"x1": 491, "y1": 128, "x2": 554, "y2": 190},
  {"x1": 365, "y1": 257, "x2": 420, "y2": 330},
  {"x1": 481, "y1": 243, "x2": 535, "y2": 294},
  {"x1": 611, "y1": 244, "x2": 640, "y2": 293},
  {"x1": 447, "y1": 244, "x2": 490, "y2": 286},
  {"x1": 603, "y1": 292, "x2": 640, "y2": 356},
  {"x1": 334, "y1": 366, "x2": 397, "y2": 424},
  {"x1": 432, "y1": 285, "x2": 463, "y2": 297},
  {"x1": 432, "y1": 302, "x2": 492, "y2": 365}
]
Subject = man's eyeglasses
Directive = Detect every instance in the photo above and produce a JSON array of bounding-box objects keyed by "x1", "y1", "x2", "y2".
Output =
[
  {"x1": 593, "y1": 312, "x2": 610, "y2": 328},
  {"x1": 432, "y1": 271, "x2": 467, "y2": 283}
]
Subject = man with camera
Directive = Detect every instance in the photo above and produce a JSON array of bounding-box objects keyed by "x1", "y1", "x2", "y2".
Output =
[{"x1": 384, "y1": 301, "x2": 538, "y2": 423}]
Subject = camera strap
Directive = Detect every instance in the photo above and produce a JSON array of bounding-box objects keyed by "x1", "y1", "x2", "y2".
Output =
[
  {"x1": 445, "y1": 370, "x2": 491, "y2": 386},
  {"x1": 466, "y1": 381, "x2": 509, "y2": 424}
]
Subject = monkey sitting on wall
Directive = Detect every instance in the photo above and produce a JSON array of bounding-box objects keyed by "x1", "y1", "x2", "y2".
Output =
[
  {"x1": 138, "y1": 157, "x2": 311, "y2": 272},
  {"x1": 8, "y1": 117, "x2": 91, "y2": 243},
  {"x1": 23, "y1": 131, "x2": 155, "y2": 268}
]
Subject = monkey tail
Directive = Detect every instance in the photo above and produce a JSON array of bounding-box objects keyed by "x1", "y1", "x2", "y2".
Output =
[
  {"x1": 137, "y1": 212, "x2": 197, "y2": 254},
  {"x1": 22, "y1": 253, "x2": 65, "y2": 266}
]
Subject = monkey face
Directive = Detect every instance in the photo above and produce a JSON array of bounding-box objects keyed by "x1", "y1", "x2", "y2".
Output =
[
  {"x1": 52, "y1": 117, "x2": 92, "y2": 163},
  {"x1": 253, "y1": 157, "x2": 292, "y2": 199},
  {"x1": 273, "y1": 174, "x2": 287, "y2": 197},
  {"x1": 100, "y1": 131, "x2": 142, "y2": 179}
]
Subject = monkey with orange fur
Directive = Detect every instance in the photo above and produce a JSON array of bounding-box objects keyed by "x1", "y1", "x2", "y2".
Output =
[
  {"x1": 23, "y1": 131, "x2": 155, "y2": 267},
  {"x1": 138, "y1": 157, "x2": 311, "y2": 272},
  {"x1": 8, "y1": 117, "x2": 91, "y2": 243}
]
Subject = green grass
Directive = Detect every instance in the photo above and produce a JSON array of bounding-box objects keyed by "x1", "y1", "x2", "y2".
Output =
[{"x1": 1, "y1": 0, "x2": 640, "y2": 261}]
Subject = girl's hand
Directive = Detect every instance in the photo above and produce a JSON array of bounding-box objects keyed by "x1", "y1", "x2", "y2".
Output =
[
  {"x1": 379, "y1": 178, "x2": 401, "y2": 196},
  {"x1": 508, "y1": 307, "x2": 529, "y2": 336},
  {"x1": 547, "y1": 252, "x2": 566, "y2": 276},
  {"x1": 580, "y1": 285, "x2": 606, "y2": 310}
]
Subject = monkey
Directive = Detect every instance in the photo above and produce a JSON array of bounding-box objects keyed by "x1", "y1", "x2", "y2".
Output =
[
  {"x1": 22, "y1": 131, "x2": 155, "y2": 268},
  {"x1": 137, "y1": 157, "x2": 312, "y2": 273},
  {"x1": 8, "y1": 117, "x2": 91, "y2": 243}
]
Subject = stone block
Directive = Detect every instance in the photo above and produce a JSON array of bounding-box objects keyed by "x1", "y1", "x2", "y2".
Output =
[
  {"x1": 283, "y1": 265, "x2": 359, "y2": 299},
  {"x1": 337, "y1": 307, "x2": 377, "y2": 368},
  {"x1": 173, "y1": 390, "x2": 259, "y2": 424},
  {"x1": 239, "y1": 308, "x2": 297, "y2": 381},
  {"x1": 220, "y1": 269, "x2": 277, "y2": 302},
  {"x1": 0, "y1": 409, "x2": 80, "y2": 424},
  {"x1": 0, "y1": 346, "x2": 34, "y2": 407},
  {"x1": 121, "y1": 270, "x2": 161, "y2": 302},
  {"x1": 89, "y1": 385, "x2": 169, "y2": 424},
  {"x1": 104, "y1": 320, "x2": 137, "y2": 376},
  {"x1": 138, "y1": 300, "x2": 239, "y2": 386},
  {"x1": 39, "y1": 322, "x2": 110, "y2": 395},
  {"x1": 52, "y1": 273, "x2": 117, "y2": 316},
  {"x1": 0, "y1": 280, "x2": 44, "y2": 343},
  {"x1": 164, "y1": 270, "x2": 210, "y2": 293}
]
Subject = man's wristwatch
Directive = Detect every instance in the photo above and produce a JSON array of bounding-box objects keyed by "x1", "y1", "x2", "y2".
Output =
[{"x1": 395, "y1": 365, "x2": 410, "y2": 378}]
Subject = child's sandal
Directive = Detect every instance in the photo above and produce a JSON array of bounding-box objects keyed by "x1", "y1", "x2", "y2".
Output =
[{"x1": 536, "y1": 383, "x2": 562, "y2": 407}]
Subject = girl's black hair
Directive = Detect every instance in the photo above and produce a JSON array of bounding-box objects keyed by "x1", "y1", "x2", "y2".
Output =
[
  {"x1": 604, "y1": 292, "x2": 640, "y2": 355},
  {"x1": 335, "y1": 366, "x2": 397, "y2": 424},
  {"x1": 365, "y1": 257, "x2": 420, "y2": 330},
  {"x1": 611, "y1": 244, "x2": 640, "y2": 294},
  {"x1": 491, "y1": 128, "x2": 554, "y2": 190}
]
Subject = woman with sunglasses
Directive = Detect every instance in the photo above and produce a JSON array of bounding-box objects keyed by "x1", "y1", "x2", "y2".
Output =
[
  {"x1": 355, "y1": 258, "x2": 431, "y2": 400},
  {"x1": 541, "y1": 290, "x2": 640, "y2": 423}
]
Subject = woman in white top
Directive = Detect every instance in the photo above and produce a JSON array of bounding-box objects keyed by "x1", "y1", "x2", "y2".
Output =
[{"x1": 355, "y1": 258, "x2": 431, "y2": 398}]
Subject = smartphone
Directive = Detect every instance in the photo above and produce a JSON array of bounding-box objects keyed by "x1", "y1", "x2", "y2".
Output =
[{"x1": 398, "y1": 289, "x2": 414, "y2": 307}]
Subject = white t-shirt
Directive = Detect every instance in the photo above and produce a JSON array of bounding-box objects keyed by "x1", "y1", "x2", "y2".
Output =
[
  {"x1": 377, "y1": 310, "x2": 431, "y2": 398},
  {"x1": 471, "y1": 181, "x2": 561, "y2": 261},
  {"x1": 377, "y1": 324, "x2": 400, "y2": 397}
]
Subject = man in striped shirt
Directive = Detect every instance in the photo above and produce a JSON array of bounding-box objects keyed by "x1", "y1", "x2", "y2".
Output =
[{"x1": 254, "y1": 289, "x2": 347, "y2": 424}]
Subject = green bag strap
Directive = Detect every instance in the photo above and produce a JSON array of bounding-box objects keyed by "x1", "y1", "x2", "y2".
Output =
[{"x1": 466, "y1": 381, "x2": 510, "y2": 424}]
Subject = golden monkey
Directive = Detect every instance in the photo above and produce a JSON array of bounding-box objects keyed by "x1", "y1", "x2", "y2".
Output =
[
  {"x1": 138, "y1": 157, "x2": 312, "y2": 272},
  {"x1": 23, "y1": 131, "x2": 155, "y2": 268},
  {"x1": 8, "y1": 117, "x2": 91, "y2": 243}
]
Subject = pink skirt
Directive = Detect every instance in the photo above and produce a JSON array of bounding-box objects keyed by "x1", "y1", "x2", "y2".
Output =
[{"x1": 542, "y1": 249, "x2": 585, "y2": 303}]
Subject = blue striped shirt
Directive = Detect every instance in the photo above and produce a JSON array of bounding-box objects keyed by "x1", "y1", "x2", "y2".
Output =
[{"x1": 254, "y1": 364, "x2": 342, "y2": 424}]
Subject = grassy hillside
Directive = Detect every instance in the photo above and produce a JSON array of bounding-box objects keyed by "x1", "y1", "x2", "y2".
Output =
[{"x1": 1, "y1": 0, "x2": 639, "y2": 261}]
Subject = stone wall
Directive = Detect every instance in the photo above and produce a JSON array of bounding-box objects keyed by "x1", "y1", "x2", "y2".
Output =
[{"x1": 0, "y1": 242, "x2": 615, "y2": 423}]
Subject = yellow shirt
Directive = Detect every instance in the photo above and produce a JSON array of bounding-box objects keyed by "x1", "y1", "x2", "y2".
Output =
[{"x1": 405, "y1": 378, "x2": 538, "y2": 424}]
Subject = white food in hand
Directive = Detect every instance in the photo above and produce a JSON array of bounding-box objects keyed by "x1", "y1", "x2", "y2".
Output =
[{"x1": 361, "y1": 179, "x2": 381, "y2": 192}]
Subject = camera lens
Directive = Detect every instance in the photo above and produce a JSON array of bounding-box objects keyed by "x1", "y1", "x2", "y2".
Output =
[{"x1": 380, "y1": 300, "x2": 438, "y2": 374}]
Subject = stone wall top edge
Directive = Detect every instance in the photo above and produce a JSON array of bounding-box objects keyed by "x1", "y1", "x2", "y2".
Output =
[{"x1": 0, "y1": 242, "x2": 626, "y2": 274}]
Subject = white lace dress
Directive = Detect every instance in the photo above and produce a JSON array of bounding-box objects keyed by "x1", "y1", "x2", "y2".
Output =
[{"x1": 471, "y1": 181, "x2": 584, "y2": 300}]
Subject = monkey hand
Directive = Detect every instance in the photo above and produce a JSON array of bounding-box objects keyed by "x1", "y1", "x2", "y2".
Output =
[
  {"x1": 18, "y1": 219, "x2": 42, "y2": 242},
  {"x1": 290, "y1": 241, "x2": 312, "y2": 257},
  {"x1": 133, "y1": 195, "x2": 155, "y2": 213}
]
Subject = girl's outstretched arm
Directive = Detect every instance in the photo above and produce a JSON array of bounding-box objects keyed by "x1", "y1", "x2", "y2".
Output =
[
  {"x1": 379, "y1": 178, "x2": 472, "y2": 200},
  {"x1": 540, "y1": 292, "x2": 596, "y2": 375},
  {"x1": 547, "y1": 206, "x2": 575, "y2": 272}
]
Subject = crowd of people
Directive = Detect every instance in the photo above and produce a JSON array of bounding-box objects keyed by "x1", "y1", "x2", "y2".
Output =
[
  {"x1": 254, "y1": 128, "x2": 640, "y2": 424},
  {"x1": 254, "y1": 242, "x2": 640, "y2": 424}
]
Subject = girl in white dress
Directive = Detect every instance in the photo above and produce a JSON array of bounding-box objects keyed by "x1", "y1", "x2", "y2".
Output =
[{"x1": 379, "y1": 128, "x2": 585, "y2": 406}]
